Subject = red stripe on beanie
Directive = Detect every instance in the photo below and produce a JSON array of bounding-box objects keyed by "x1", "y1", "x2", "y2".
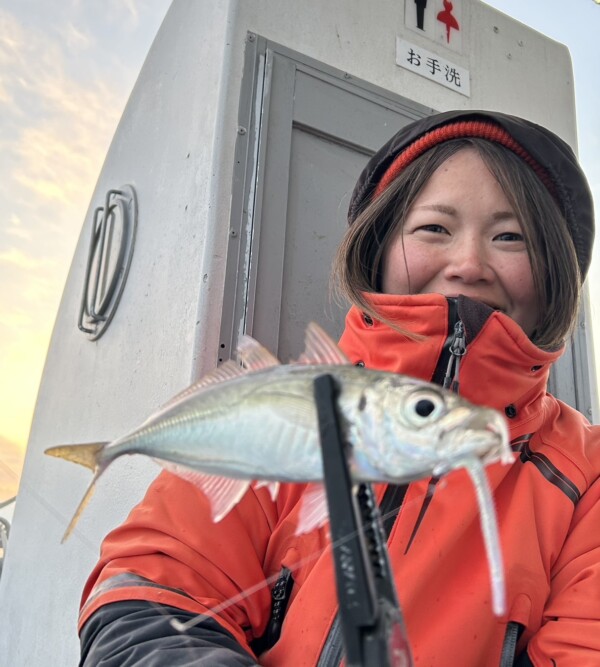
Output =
[{"x1": 373, "y1": 121, "x2": 557, "y2": 200}]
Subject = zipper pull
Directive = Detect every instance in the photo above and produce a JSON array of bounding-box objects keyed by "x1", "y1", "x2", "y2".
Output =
[{"x1": 443, "y1": 320, "x2": 466, "y2": 392}]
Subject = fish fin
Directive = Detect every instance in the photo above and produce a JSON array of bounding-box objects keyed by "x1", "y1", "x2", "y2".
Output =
[
  {"x1": 157, "y1": 361, "x2": 246, "y2": 411},
  {"x1": 44, "y1": 443, "x2": 108, "y2": 542},
  {"x1": 44, "y1": 442, "x2": 107, "y2": 471},
  {"x1": 61, "y1": 473, "x2": 101, "y2": 543},
  {"x1": 158, "y1": 336, "x2": 279, "y2": 412},
  {"x1": 295, "y1": 483, "x2": 329, "y2": 534},
  {"x1": 160, "y1": 462, "x2": 251, "y2": 522},
  {"x1": 237, "y1": 336, "x2": 280, "y2": 371},
  {"x1": 463, "y1": 459, "x2": 506, "y2": 617},
  {"x1": 294, "y1": 322, "x2": 349, "y2": 366},
  {"x1": 44, "y1": 444, "x2": 107, "y2": 542},
  {"x1": 253, "y1": 480, "x2": 280, "y2": 502}
]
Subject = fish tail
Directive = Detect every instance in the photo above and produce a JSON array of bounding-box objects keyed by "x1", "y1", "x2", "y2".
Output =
[
  {"x1": 44, "y1": 442, "x2": 108, "y2": 471},
  {"x1": 44, "y1": 442, "x2": 108, "y2": 542}
]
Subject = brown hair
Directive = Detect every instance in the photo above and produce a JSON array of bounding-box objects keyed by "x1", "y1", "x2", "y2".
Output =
[{"x1": 332, "y1": 138, "x2": 581, "y2": 350}]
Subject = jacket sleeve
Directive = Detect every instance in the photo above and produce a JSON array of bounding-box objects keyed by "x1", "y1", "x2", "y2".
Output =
[
  {"x1": 80, "y1": 600, "x2": 258, "y2": 666},
  {"x1": 79, "y1": 470, "x2": 306, "y2": 662},
  {"x1": 524, "y1": 476, "x2": 600, "y2": 664}
]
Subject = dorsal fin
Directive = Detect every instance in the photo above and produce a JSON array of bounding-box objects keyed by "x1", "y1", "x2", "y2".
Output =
[
  {"x1": 295, "y1": 322, "x2": 349, "y2": 366},
  {"x1": 157, "y1": 360, "x2": 246, "y2": 412},
  {"x1": 237, "y1": 335, "x2": 280, "y2": 371},
  {"x1": 156, "y1": 335, "x2": 279, "y2": 413}
]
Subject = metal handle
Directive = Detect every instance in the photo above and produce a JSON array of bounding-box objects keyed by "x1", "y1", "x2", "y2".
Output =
[{"x1": 77, "y1": 185, "x2": 137, "y2": 340}]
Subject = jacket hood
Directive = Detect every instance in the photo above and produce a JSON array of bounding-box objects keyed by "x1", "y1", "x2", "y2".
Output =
[
  {"x1": 337, "y1": 293, "x2": 563, "y2": 432},
  {"x1": 347, "y1": 110, "x2": 595, "y2": 281}
]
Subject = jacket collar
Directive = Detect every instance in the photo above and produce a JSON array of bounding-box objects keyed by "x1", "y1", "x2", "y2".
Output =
[{"x1": 337, "y1": 293, "x2": 563, "y2": 429}]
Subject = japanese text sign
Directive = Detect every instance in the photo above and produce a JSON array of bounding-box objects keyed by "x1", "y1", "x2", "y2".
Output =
[{"x1": 396, "y1": 37, "x2": 471, "y2": 97}]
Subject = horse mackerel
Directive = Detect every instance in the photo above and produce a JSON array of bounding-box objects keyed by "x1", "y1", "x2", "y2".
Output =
[{"x1": 45, "y1": 322, "x2": 513, "y2": 614}]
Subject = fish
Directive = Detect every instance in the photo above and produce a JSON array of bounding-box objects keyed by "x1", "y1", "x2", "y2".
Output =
[{"x1": 46, "y1": 322, "x2": 513, "y2": 614}]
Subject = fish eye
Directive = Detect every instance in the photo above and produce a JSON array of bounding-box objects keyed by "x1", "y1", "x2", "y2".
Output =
[
  {"x1": 415, "y1": 399, "x2": 436, "y2": 417},
  {"x1": 405, "y1": 390, "x2": 445, "y2": 425}
]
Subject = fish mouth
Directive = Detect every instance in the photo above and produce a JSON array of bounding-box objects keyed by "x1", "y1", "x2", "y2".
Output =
[{"x1": 435, "y1": 408, "x2": 513, "y2": 472}]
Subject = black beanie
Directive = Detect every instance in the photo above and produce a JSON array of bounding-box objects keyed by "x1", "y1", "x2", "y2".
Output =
[{"x1": 348, "y1": 110, "x2": 595, "y2": 281}]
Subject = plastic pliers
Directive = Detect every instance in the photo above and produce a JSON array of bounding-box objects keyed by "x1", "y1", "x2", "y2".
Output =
[{"x1": 313, "y1": 374, "x2": 414, "y2": 667}]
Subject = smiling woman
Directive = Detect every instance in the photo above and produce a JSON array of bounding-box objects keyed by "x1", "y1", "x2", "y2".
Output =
[
  {"x1": 336, "y1": 120, "x2": 586, "y2": 352},
  {"x1": 382, "y1": 148, "x2": 540, "y2": 336}
]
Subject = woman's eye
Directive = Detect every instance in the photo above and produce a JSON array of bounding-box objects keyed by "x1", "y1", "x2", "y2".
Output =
[
  {"x1": 416, "y1": 224, "x2": 448, "y2": 234},
  {"x1": 494, "y1": 231, "x2": 524, "y2": 242}
]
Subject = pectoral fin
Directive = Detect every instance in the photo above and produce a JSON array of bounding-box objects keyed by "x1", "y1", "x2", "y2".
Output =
[
  {"x1": 253, "y1": 480, "x2": 281, "y2": 502},
  {"x1": 160, "y1": 462, "x2": 251, "y2": 522},
  {"x1": 463, "y1": 459, "x2": 506, "y2": 617},
  {"x1": 295, "y1": 483, "x2": 329, "y2": 534}
]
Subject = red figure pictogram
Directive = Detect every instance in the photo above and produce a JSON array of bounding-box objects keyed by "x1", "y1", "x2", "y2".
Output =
[{"x1": 437, "y1": 0, "x2": 459, "y2": 43}]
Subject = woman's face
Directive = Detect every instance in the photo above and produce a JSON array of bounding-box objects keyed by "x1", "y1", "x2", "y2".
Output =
[{"x1": 382, "y1": 148, "x2": 540, "y2": 336}]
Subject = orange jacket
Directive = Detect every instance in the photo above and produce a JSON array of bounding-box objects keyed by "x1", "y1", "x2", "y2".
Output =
[{"x1": 79, "y1": 294, "x2": 600, "y2": 665}]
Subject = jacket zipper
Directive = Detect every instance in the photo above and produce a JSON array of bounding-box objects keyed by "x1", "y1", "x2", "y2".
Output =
[
  {"x1": 432, "y1": 297, "x2": 464, "y2": 393},
  {"x1": 315, "y1": 616, "x2": 343, "y2": 667},
  {"x1": 499, "y1": 622, "x2": 523, "y2": 666},
  {"x1": 442, "y1": 319, "x2": 466, "y2": 393}
]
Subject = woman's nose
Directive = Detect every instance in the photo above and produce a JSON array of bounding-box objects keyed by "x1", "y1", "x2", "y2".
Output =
[{"x1": 443, "y1": 238, "x2": 494, "y2": 283}]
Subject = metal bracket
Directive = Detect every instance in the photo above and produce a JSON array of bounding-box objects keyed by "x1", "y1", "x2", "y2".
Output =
[{"x1": 77, "y1": 185, "x2": 137, "y2": 340}]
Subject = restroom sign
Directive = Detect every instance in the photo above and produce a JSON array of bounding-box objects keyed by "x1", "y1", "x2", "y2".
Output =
[
  {"x1": 405, "y1": 0, "x2": 463, "y2": 53},
  {"x1": 396, "y1": 37, "x2": 470, "y2": 97}
]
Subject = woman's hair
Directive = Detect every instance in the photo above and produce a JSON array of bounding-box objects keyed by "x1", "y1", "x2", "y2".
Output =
[{"x1": 332, "y1": 138, "x2": 581, "y2": 350}]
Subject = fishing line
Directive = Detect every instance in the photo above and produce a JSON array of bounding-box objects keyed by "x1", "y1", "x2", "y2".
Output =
[
  {"x1": 0, "y1": 457, "x2": 109, "y2": 554},
  {"x1": 162, "y1": 498, "x2": 429, "y2": 634},
  {"x1": 0, "y1": 458, "x2": 99, "y2": 553},
  {"x1": 2, "y1": 450, "x2": 437, "y2": 645},
  {"x1": 0, "y1": 457, "x2": 22, "y2": 486}
]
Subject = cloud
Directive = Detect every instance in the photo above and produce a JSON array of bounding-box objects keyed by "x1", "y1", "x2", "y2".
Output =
[
  {"x1": 118, "y1": 0, "x2": 140, "y2": 28},
  {"x1": 0, "y1": 320, "x2": 56, "y2": 450},
  {"x1": 0, "y1": 8, "x2": 127, "y2": 213},
  {"x1": 7, "y1": 77, "x2": 123, "y2": 213},
  {"x1": 0, "y1": 1, "x2": 172, "y2": 489},
  {"x1": 63, "y1": 22, "x2": 95, "y2": 52},
  {"x1": 0, "y1": 436, "x2": 24, "y2": 501},
  {"x1": 0, "y1": 308, "x2": 31, "y2": 330},
  {"x1": 0, "y1": 9, "x2": 127, "y2": 454},
  {"x1": 5, "y1": 215, "x2": 31, "y2": 240},
  {"x1": 0, "y1": 248, "x2": 52, "y2": 271}
]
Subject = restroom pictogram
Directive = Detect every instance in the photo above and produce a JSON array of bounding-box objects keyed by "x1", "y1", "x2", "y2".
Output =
[{"x1": 437, "y1": 0, "x2": 460, "y2": 43}]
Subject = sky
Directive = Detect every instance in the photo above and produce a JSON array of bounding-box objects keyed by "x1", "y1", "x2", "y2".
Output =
[
  {"x1": 0, "y1": 0, "x2": 172, "y2": 499},
  {"x1": 0, "y1": 0, "x2": 599, "y2": 501}
]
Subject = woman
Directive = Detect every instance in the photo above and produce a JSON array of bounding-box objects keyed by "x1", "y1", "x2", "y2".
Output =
[{"x1": 78, "y1": 110, "x2": 599, "y2": 666}]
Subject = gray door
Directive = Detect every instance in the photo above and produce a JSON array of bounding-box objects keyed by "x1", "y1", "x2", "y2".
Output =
[{"x1": 220, "y1": 37, "x2": 433, "y2": 363}]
